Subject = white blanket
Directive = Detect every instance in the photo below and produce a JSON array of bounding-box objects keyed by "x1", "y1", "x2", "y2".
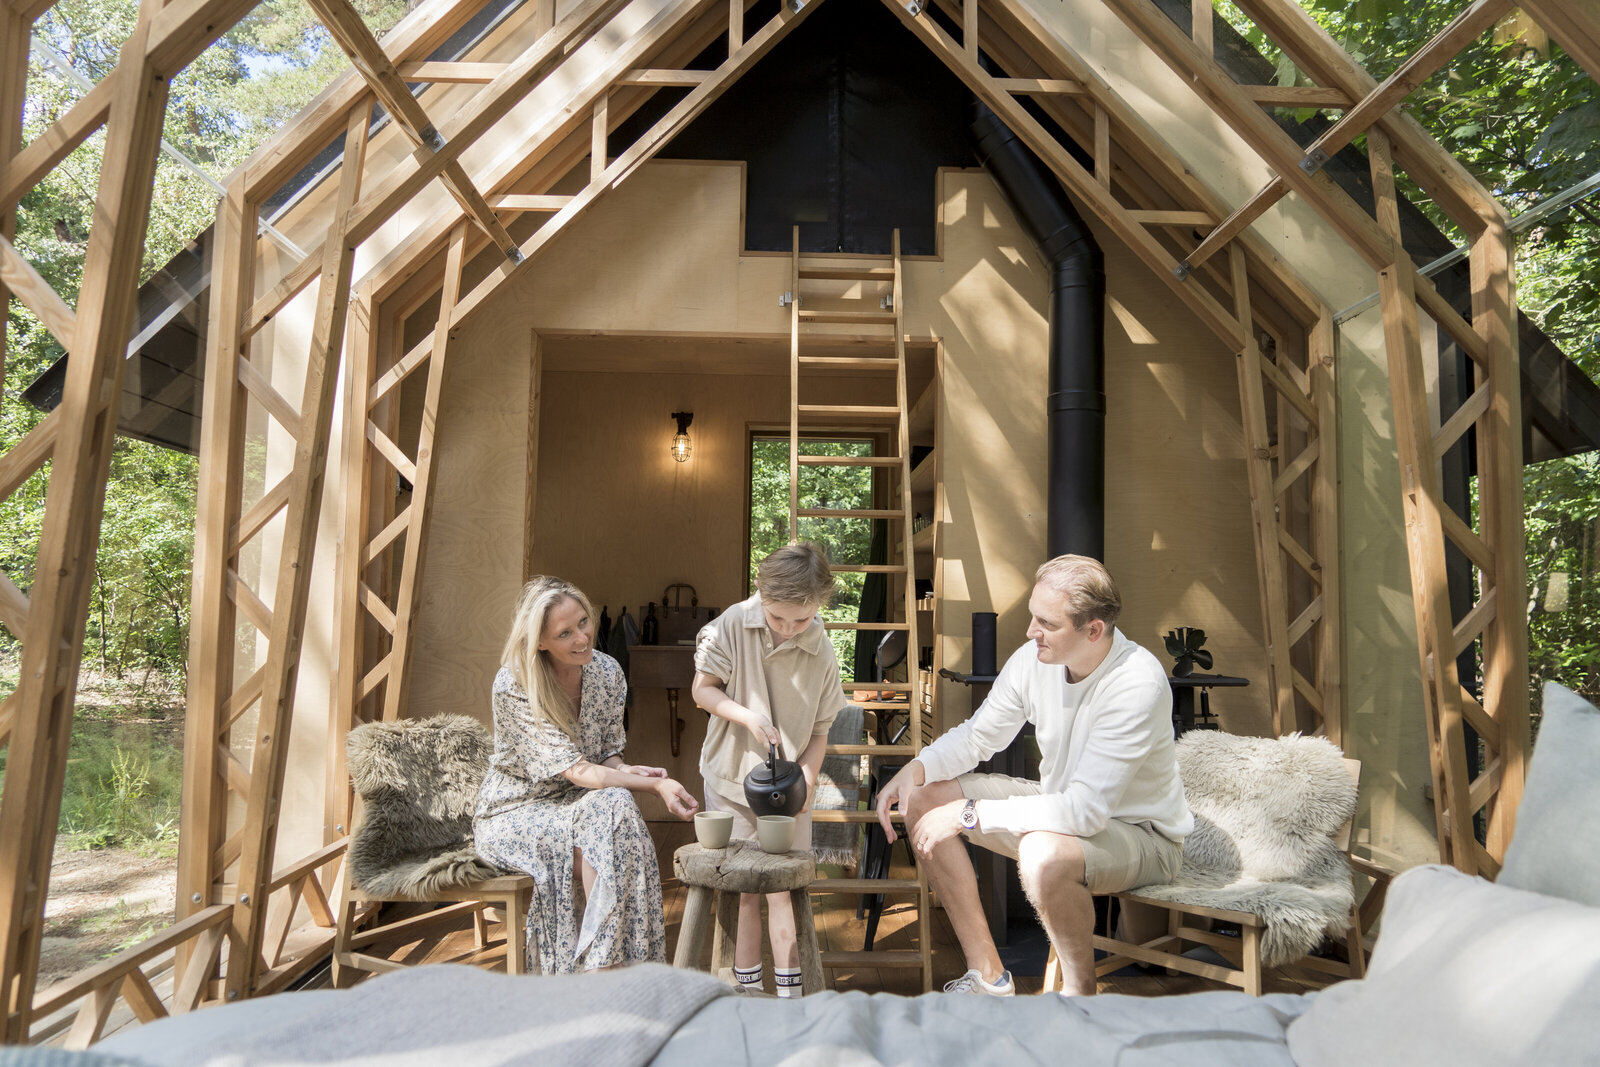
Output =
[
  {"x1": 656, "y1": 987, "x2": 1311, "y2": 1067},
  {"x1": 101, "y1": 964, "x2": 729, "y2": 1067},
  {"x1": 99, "y1": 964, "x2": 1312, "y2": 1067}
]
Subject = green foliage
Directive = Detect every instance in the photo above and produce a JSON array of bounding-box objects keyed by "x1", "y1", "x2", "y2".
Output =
[
  {"x1": 0, "y1": 696, "x2": 183, "y2": 853},
  {"x1": 748, "y1": 438, "x2": 876, "y2": 673},
  {"x1": 1525, "y1": 453, "x2": 1600, "y2": 706}
]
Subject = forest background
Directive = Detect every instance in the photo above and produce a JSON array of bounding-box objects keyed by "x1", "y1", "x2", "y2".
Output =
[{"x1": 1, "y1": 0, "x2": 1597, "y2": 863}]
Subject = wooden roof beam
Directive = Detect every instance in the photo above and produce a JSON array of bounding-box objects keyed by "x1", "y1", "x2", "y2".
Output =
[
  {"x1": 1241, "y1": 85, "x2": 1351, "y2": 108},
  {"x1": 888, "y1": 0, "x2": 1244, "y2": 349},
  {"x1": 1298, "y1": 0, "x2": 1513, "y2": 175},
  {"x1": 0, "y1": 77, "x2": 114, "y2": 207},
  {"x1": 305, "y1": 0, "x2": 521, "y2": 260},
  {"x1": 360, "y1": 0, "x2": 740, "y2": 306},
  {"x1": 1519, "y1": 0, "x2": 1600, "y2": 88},
  {"x1": 446, "y1": 0, "x2": 821, "y2": 335},
  {"x1": 1099, "y1": 0, "x2": 1407, "y2": 273},
  {"x1": 617, "y1": 68, "x2": 715, "y2": 86},
  {"x1": 0, "y1": 231, "x2": 75, "y2": 348},
  {"x1": 241, "y1": 0, "x2": 517, "y2": 201},
  {"x1": 1177, "y1": 175, "x2": 1286, "y2": 277},
  {"x1": 240, "y1": 0, "x2": 633, "y2": 337},
  {"x1": 958, "y1": 0, "x2": 1324, "y2": 325},
  {"x1": 1227, "y1": 0, "x2": 1506, "y2": 234},
  {"x1": 395, "y1": 60, "x2": 509, "y2": 83},
  {"x1": 307, "y1": 0, "x2": 633, "y2": 252}
]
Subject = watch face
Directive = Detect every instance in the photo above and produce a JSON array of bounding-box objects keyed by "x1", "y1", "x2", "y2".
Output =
[{"x1": 961, "y1": 800, "x2": 977, "y2": 829}]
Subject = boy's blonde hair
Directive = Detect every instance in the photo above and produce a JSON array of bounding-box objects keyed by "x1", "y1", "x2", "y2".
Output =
[
  {"x1": 502, "y1": 575, "x2": 596, "y2": 740},
  {"x1": 756, "y1": 542, "x2": 835, "y2": 606},
  {"x1": 1034, "y1": 554, "x2": 1121, "y2": 630}
]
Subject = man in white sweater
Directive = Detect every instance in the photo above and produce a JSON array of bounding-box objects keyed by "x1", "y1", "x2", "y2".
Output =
[{"x1": 876, "y1": 555, "x2": 1191, "y2": 997}]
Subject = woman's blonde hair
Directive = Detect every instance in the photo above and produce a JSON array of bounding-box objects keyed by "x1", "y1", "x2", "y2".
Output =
[
  {"x1": 502, "y1": 575, "x2": 596, "y2": 740},
  {"x1": 755, "y1": 542, "x2": 835, "y2": 606},
  {"x1": 1034, "y1": 554, "x2": 1121, "y2": 629}
]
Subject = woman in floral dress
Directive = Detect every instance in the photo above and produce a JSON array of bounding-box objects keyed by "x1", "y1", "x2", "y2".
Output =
[{"x1": 475, "y1": 576, "x2": 698, "y2": 973}]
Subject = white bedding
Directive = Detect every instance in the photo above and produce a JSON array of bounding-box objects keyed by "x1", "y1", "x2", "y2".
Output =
[
  {"x1": 96, "y1": 964, "x2": 1312, "y2": 1067},
  {"x1": 657, "y1": 987, "x2": 1310, "y2": 1067}
]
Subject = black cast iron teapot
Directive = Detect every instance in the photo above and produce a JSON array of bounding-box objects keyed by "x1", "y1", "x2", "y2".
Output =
[{"x1": 743, "y1": 742, "x2": 805, "y2": 817}]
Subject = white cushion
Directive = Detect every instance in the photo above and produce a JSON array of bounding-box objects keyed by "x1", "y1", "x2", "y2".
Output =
[
  {"x1": 1499, "y1": 681, "x2": 1600, "y2": 906},
  {"x1": 1285, "y1": 864, "x2": 1600, "y2": 1066}
]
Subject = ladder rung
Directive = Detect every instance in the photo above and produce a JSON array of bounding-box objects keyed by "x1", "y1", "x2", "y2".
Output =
[
  {"x1": 797, "y1": 508, "x2": 905, "y2": 519},
  {"x1": 810, "y1": 878, "x2": 920, "y2": 893},
  {"x1": 812, "y1": 810, "x2": 902, "y2": 823},
  {"x1": 826, "y1": 621, "x2": 909, "y2": 631},
  {"x1": 797, "y1": 356, "x2": 899, "y2": 370},
  {"x1": 795, "y1": 456, "x2": 902, "y2": 467},
  {"x1": 825, "y1": 744, "x2": 916, "y2": 756},
  {"x1": 799, "y1": 267, "x2": 896, "y2": 281},
  {"x1": 830, "y1": 564, "x2": 909, "y2": 573},
  {"x1": 799, "y1": 310, "x2": 897, "y2": 325},
  {"x1": 852, "y1": 700, "x2": 919, "y2": 710},
  {"x1": 797, "y1": 404, "x2": 899, "y2": 420},
  {"x1": 822, "y1": 950, "x2": 923, "y2": 968}
]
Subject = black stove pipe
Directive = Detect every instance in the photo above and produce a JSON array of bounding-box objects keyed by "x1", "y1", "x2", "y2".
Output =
[{"x1": 970, "y1": 104, "x2": 1106, "y2": 562}]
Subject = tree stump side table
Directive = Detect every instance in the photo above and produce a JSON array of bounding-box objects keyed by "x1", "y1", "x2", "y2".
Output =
[{"x1": 671, "y1": 840, "x2": 825, "y2": 995}]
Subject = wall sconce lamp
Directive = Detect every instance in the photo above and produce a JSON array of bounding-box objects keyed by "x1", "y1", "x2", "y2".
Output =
[{"x1": 670, "y1": 411, "x2": 694, "y2": 462}]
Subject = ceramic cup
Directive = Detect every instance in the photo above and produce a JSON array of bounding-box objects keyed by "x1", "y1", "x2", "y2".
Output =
[
  {"x1": 757, "y1": 814, "x2": 796, "y2": 854},
  {"x1": 694, "y1": 811, "x2": 734, "y2": 849}
]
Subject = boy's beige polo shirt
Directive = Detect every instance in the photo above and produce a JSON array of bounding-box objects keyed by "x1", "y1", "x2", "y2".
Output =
[{"x1": 695, "y1": 594, "x2": 845, "y2": 801}]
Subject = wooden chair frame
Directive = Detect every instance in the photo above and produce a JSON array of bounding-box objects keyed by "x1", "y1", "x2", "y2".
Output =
[
  {"x1": 332, "y1": 875, "x2": 536, "y2": 987},
  {"x1": 1056, "y1": 758, "x2": 1395, "y2": 996},
  {"x1": 4, "y1": 0, "x2": 1584, "y2": 1042}
]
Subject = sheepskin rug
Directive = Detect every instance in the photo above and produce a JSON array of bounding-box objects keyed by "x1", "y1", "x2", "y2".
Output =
[
  {"x1": 1132, "y1": 731, "x2": 1358, "y2": 967},
  {"x1": 347, "y1": 715, "x2": 504, "y2": 899}
]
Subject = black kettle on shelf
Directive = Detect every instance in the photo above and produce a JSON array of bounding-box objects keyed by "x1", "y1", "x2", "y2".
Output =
[{"x1": 743, "y1": 742, "x2": 805, "y2": 817}]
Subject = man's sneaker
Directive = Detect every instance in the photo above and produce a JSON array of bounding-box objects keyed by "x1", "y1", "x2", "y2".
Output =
[{"x1": 942, "y1": 968, "x2": 1015, "y2": 996}]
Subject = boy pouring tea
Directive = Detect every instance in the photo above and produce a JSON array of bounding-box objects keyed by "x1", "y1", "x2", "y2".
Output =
[{"x1": 691, "y1": 543, "x2": 847, "y2": 997}]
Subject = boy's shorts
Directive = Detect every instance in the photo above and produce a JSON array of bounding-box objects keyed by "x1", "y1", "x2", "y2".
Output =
[{"x1": 955, "y1": 772, "x2": 1182, "y2": 894}]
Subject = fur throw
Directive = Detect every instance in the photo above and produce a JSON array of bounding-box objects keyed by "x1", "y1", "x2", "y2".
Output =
[
  {"x1": 347, "y1": 715, "x2": 504, "y2": 898},
  {"x1": 1133, "y1": 731, "x2": 1357, "y2": 967}
]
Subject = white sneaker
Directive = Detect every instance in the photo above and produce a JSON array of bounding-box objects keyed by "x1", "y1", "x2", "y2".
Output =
[{"x1": 942, "y1": 968, "x2": 1015, "y2": 996}]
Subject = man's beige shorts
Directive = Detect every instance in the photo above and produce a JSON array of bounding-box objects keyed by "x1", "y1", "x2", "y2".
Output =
[{"x1": 956, "y1": 773, "x2": 1182, "y2": 895}]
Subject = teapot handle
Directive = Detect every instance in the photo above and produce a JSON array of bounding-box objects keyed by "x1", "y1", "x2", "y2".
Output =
[{"x1": 767, "y1": 740, "x2": 783, "y2": 766}]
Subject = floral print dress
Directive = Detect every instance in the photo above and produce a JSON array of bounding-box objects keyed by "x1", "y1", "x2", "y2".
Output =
[{"x1": 473, "y1": 651, "x2": 665, "y2": 973}]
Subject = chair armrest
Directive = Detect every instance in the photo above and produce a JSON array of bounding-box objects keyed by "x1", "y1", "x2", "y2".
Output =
[
  {"x1": 1349, "y1": 854, "x2": 1396, "y2": 933},
  {"x1": 1348, "y1": 854, "x2": 1395, "y2": 881}
]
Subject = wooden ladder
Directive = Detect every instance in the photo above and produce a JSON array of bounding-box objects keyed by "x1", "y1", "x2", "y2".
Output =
[{"x1": 787, "y1": 227, "x2": 932, "y2": 993}]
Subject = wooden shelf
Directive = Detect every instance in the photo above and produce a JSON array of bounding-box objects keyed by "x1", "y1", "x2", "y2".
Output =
[
  {"x1": 910, "y1": 450, "x2": 936, "y2": 502},
  {"x1": 908, "y1": 381, "x2": 936, "y2": 444}
]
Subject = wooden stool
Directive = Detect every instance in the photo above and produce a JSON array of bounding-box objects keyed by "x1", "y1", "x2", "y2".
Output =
[{"x1": 672, "y1": 840, "x2": 825, "y2": 995}]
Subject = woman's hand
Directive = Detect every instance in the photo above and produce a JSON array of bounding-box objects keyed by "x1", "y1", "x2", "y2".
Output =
[{"x1": 655, "y1": 778, "x2": 699, "y2": 820}]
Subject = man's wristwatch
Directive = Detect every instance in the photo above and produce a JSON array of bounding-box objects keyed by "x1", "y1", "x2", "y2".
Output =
[{"x1": 960, "y1": 798, "x2": 978, "y2": 831}]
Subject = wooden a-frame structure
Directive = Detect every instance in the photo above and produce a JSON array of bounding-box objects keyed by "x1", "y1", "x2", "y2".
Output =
[{"x1": 4, "y1": 0, "x2": 1596, "y2": 1045}]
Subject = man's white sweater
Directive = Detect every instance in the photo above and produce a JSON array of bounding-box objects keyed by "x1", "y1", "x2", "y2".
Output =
[{"x1": 917, "y1": 629, "x2": 1193, "y2": 843}]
